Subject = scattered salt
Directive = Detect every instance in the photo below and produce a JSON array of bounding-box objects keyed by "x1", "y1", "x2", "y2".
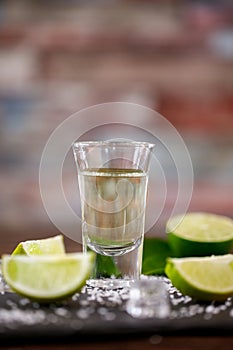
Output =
[
  {"x1": 0, "y1": 308, "x2": 46, "y2": 326},
  {"x1": 0, "y1": 274, "x2": 232, "y2": 331}
]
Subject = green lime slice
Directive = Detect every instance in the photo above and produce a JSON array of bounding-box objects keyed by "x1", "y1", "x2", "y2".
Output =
[
  {"x1": 2, "y1": 252, "x2": 95, "y2": 302},
  {"x1": 12, "y1": 235, "x2": 65, "y2": 256},
  {"x1": 165, "y1": 254, "x2": 233, "y2": 301},
  {"x1": 166, "y1": 212, "x2": 233, "y2": 257}
]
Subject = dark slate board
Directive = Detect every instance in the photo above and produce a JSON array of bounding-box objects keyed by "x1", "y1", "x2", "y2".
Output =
[{"x1": 0, "y1": 279, "x2": 233, "y2": 345}]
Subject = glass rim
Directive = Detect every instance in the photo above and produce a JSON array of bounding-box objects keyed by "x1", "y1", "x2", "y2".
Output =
[{"x1": 73, "y1": 140, "x2": 155, "y2": 149}]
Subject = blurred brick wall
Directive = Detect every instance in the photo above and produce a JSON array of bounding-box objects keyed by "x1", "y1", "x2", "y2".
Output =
[{"x1": 0, "y1": 1, "x2": 232, "y2": 242}]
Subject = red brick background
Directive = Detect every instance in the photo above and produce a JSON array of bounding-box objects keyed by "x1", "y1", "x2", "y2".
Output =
[{"x1": 0, "y1": 1, "x2": 232, "y2": 250}]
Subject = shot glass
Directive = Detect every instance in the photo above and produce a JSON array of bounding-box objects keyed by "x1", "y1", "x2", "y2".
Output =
[
  {"x1": 72, "y1": 141, "x2": 154, "y2": 289},
  {"x1": 126, "y1": 279, "x2": 170, "y2": 318}
]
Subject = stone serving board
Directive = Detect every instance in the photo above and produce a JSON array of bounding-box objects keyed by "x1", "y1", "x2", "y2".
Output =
[{"x1": 0, "y1": 278, "x2": 232, "y2": 344}]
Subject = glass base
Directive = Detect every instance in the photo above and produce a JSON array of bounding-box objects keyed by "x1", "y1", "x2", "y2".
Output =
[{"x1": 86, "y1": 278, "x2": 135, "y2": 290}]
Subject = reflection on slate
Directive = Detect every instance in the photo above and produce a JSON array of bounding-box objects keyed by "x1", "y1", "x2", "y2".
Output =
[{"x1": 0, "y1": 276, "x2": 232, "y2": 343}]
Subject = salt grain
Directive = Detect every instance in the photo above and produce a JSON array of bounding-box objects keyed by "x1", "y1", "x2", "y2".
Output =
[
  {"x1": 32, "y1": 302, "x2": 40, "y2": 309},
  {"x1": 79, "y1": 299, "x2": 89, "y2": 307},
  {"x1": 97, "y1": 307, "x2": 108, "y2": 315},
  {"x1": 70, "y1": 320, "x2": 83, "y2": 330},
  {"x1": 204, "y1": 313, "x2": 213, "y2": 320},
  {"x1": 205, "y1": 305, "x2": 215, "y2": 313},
  {"x1": 76, "y1": 309, "x2": 89, "y2": 319},
  {"x1": 71, "y1": 293, "x2": 80, "y2": 301},
  {"x1": 55, "y1": 307, "x2": 70, "y2": 317},
  {"x1": 6, "y1": 299, "x2": 17, "y2": 308},
  {"x1": 103, "y1": 312, "x2": 116, "y2": 321},
  {"x1": 19, "y1": 298, "x2": 30, "y2": 306},
  {"x1": 46, "y1": 314, "x2": 58, "y2": 323}
]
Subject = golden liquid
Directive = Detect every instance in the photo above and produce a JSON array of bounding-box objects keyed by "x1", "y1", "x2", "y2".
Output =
[{"x1": 79, "y1": 168, "x2": 148, "y2": 256}]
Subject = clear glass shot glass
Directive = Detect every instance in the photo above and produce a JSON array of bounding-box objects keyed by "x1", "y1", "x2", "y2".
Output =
[
  {"x1": 126, "y1": 279, "x2": 170, "y2": 318},
  {"x1": 72, "y1": 141, "x2": 154, "y2": 289}
]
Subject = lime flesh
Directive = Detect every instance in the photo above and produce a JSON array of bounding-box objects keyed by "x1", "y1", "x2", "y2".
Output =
[
  {"x1": 2, "y1": 252, "x2": 95, "y2": 302},
  {"x1": 12, "y1": 235, "x2": 65, "y2": 256},
  {"x1": 165, "y1": 254, "x2": 233, "y2": 301},
  {"x1": 167, "y1": 213, "x2": 233, "y2": 257}
]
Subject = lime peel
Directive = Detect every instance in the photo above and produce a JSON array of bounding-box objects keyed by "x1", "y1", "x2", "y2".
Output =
[{"x1": 167, "y1": 212, "x2": 233, "y2": 257}]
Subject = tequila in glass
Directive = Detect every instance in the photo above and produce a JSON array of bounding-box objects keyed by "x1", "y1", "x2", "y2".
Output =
[{"x1": 73, "y1": 141, "x2": 154, "y2": 288}]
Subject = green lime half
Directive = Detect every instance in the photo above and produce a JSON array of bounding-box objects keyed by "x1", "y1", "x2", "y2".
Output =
[
  {"x1": 2, "y1": 252, "x2": 95, "y2": 302},
  {"x1": 165, "y1": 254, "x2": 233, "y2": 301},
  {"x1": 12, "y1": 235, "x2": 65, "y2": 256},
  {"x1": 167, "y1": 212, "x2": 233, "y2": 257}
]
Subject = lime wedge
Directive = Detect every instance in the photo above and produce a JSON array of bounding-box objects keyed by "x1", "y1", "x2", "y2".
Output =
[
  {"x1": 12, "y1": 235, "x2": 65, "y2": 256},
  {"x1": 2, "y1": 253, "x2": 95, "y2": 302},
  {"x1": 165, "y1": 254, "x2": 233, "y2": 301},
  {"x1": 167, "y1": 212, "x2": 233, "y2": 257}
]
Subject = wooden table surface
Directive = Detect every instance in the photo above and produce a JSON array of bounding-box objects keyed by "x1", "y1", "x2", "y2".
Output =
[
  {"x1": 0, "y1": 228, "x2": 233, "y2": 350},
  {"x1": 1, "y1": 335, "x2": 233, "y2": 350}
]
